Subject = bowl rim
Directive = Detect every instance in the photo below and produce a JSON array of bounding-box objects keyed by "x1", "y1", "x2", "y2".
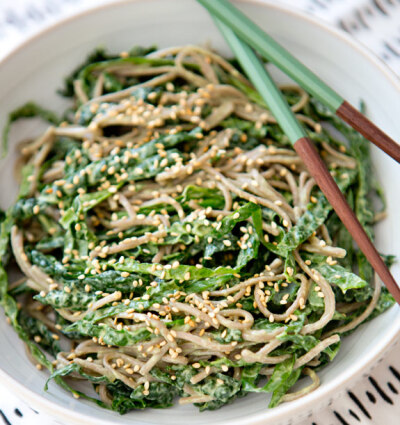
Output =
[{"x1": 0, "y1": 0, "x2": 399, "y2": 424}]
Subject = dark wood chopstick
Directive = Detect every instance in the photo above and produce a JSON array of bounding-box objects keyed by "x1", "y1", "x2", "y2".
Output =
[
  {"x1": 294, "y1": 138, "x2": 400, "y2": 303},
  {"x1": 337, "y1": 101, "x2": 400, "y2": 163}
]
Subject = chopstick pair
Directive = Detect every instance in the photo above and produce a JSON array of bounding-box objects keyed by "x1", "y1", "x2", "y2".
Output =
[
  {"x1": 198, "y1": 0, "x2": 400, "y2": 164},
  {"x1": 196, "y1": 1, "x2": 400, "y2": 304}
]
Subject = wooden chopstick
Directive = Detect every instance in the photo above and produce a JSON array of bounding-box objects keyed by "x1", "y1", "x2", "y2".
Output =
[
  {"x1": 211, "y1": 17, "x2": 400, "y2": 304},
  {"x1": 197, "y1": 0, "x2": 400, "y2": 163}
]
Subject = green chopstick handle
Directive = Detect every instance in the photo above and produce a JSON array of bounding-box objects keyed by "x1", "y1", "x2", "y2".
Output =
[
  {"x1": 197, "y1": 0, "x2": 344, "y2": 112},
  {"x1": 214, "y1": 18, "x2": 306, "y2": 146}
]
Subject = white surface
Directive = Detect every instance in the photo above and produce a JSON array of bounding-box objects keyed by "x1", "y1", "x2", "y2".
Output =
[
  {"x1": 0, "y1": 1, "x2": 399, "y2": 425},
  {"x1": 1, "y1": 342, "x2": 399, "y2": 425},
  {"x1": 1, "y1": 0, "x2": 400, "y2": 75}
]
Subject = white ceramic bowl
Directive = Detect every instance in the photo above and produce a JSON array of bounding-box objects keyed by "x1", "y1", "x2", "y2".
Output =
[{"x1": 0, "y1": 1, "x2": 399, "y2": 424}]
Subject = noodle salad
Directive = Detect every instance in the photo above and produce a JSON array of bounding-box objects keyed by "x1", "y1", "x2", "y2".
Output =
[{"x1": 0, "y1": 45, "x2": 395, "y2": 413}]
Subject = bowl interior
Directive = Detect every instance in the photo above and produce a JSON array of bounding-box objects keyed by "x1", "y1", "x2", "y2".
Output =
[{"x1": 0, "y1": 1, "x2": 399, "y2": 424}]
